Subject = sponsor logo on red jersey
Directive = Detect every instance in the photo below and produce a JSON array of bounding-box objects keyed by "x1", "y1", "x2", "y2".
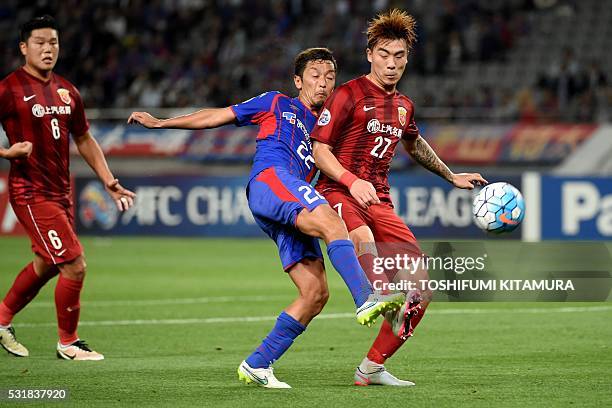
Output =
[
  {"x1": 31, "y1": 103, "x2": 72, "y2": 118},
  {"x1": 367, "y1": 118, "x2": 403, "y2": 138}
]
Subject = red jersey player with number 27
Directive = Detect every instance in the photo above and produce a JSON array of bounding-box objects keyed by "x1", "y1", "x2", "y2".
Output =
[
  {"x1": 0, "y1": 16, "x2": 135, "y2": 360},
  {"x1": 311, "y1": 9, "x2": 488, "y2": 386}
]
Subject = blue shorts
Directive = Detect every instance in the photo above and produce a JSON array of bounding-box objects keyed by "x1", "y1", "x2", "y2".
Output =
[{"x1": 247, "y1": 167, "x2": 327, "y2": 271}]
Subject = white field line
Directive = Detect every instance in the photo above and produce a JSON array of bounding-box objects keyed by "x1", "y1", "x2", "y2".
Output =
[
  {"x1": 26, "y1": 295, "x2": 289, "y2": 308},
  {"x1": 15, "y1": 305, "x2": 612, "y2": 328}
]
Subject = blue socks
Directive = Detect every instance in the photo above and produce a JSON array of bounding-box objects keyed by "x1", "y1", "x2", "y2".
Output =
[
  {"x1": 327, "y1": 239, "x2": 373, "y2": 307},
  {"x1": 245, "y1": 241, "x2": 372, "y2": 369},
  {"x1": 245, "y1": 311, "x2": 306, "y2": 368}
]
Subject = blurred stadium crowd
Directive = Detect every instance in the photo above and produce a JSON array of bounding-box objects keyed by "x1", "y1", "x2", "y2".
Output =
[{"x1": 0, "y1": 0, "x2": 609, "y2": 122}]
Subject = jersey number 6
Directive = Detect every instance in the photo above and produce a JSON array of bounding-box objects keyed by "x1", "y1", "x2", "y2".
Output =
[{"x1": 51, "y1": 118, "x2": 61, "y2": 140}]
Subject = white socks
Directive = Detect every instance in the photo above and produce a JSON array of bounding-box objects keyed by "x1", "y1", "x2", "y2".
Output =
[{"x1": 359, "y1": 357, "x2": 384, "y2": 374}]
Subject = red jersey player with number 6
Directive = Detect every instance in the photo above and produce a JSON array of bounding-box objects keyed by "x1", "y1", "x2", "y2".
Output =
[
  {"x1": 311, "y1": 9, "x2": 487, "y2": 386},
  {"x1": 0, "y1": 15, "x2": 135, "y2": 360}
]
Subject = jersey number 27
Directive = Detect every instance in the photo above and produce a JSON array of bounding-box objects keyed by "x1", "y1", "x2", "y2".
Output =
[{"x1": 370, "y1": 136, "x2": 392, "y2": 158}]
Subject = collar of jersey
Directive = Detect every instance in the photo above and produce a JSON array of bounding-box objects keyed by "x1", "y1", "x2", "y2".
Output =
[
  {"x1": 292, "y1": 97, "x2": 317, "y2": 118},
  {"x1": 20, "y1": 66, "x2": 54, "y2": 85},
  {"x1": 361, "y1": 75, "x2": 398, "y2": 98}
]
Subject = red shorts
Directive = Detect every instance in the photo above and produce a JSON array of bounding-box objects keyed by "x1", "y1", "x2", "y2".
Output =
[
  {"x1": 325, "y1": 190, "x2": 425, "y2": 284},
  {"x1": 11, "y1": 200, "x2": 83, "y2": 265},
  {"x1": 324, "y1": 190, "x2": 422, "y2": 255}
]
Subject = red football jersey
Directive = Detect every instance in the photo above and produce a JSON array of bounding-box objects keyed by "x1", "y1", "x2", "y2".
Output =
[
  {"x1": 0, "y1": 68, "x2": 89, "y2": 205},
  {"x1": 311, "y1": 75, "x2": 419, "y2": 199}
]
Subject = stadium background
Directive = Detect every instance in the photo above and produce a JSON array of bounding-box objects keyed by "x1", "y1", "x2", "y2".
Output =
[
  {"x1": 1, "y1": 0, "x2": 611, "y2": 241},
  {"x1": 0, "y1": 1, "x2": 611, "y2": 406}
]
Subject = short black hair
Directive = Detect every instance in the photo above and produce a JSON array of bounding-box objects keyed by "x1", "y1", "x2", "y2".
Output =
[
  {"x1": 294, "y1": 48, "x2": 337, "y2": 77},
  {"x1": 20, "y1": 15, "x2": 58, "y2": 42}
]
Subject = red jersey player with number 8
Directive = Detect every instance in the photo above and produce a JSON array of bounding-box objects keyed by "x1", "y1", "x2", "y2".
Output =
[
  {"x1": 0, "y1": 15, "x2": 135, "y2": 360},
  {"x1": 311, "y1": 9, "x2": 488, "y2": 386}
]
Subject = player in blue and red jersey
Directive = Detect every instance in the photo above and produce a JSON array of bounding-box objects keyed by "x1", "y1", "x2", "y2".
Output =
[
  {"x1": 128, "y1": 48, "x2": 404, "y2": 388},
  {"x1": 0, "y1": 16, "x2": 135, "y2": 361},
  {"x1": 312, "y1": 10, "x2": 487, "y2": 386}
]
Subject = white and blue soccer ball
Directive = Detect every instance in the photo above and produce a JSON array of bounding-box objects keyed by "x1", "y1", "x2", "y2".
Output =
[{"x1": 472, "y1": 182, "x2": 525, "y2": 233}]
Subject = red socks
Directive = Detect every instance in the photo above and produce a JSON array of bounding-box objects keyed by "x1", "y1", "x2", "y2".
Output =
[
  {"x1": 359, "y1": 250, "x2": 405, "y2": 364},
  {"x1": 0, "y1": 263, "x2": 51, "y2": 326},
  {"x1": 55, "y1": 275, "x2": 83, "y2": 344},
  {"x1": 0, "y1": 262, "x2": 84, "y2": 344},
  {"x1": 367, "y1": 304, "x2": 428, "y2": 364},
  {"x1": 367, "y1": 320, "x2": 405, "y2": 363}
]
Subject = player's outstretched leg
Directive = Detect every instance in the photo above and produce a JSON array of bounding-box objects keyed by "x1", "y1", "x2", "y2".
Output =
[
  {"x1": 55, "y1": 256, "x2": 103, "y2": 361},
  {"x1": 238, "y1": 259, "x2": 327, "y2": 388},
  {"x1": 0, "y1": 260, "x2": 58, "y2": 357},
  {"x1": 296, "y1": 205, "x2": 403, "y2": 326},
  {"x1": 327, "y1": 239, "x2": 404, "y2": 326}
]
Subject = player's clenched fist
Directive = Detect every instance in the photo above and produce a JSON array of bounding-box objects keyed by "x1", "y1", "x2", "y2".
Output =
[
  {"x1": 105, "y1": 179, "x2": 136, "y2": 211},
  {"x1": 349, "y1": 179, "x2": 381, "y2": 208},
  {"x1": 1, "y1": 141, "x2": 33, "y2": 159},
  {"x1": 127, "y1": 112, "x2": 161, "y2": 128}
]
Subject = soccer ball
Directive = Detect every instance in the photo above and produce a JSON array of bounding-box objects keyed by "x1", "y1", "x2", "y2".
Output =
[{"x1": 472, "y1": 182, "x2": 525, "y2": 233}]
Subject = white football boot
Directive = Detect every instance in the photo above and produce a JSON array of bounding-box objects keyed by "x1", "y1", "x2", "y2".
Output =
[
  {"x1": 238, "y1": 360, "x2": 291, "y2": 389},
  {"x1": 0, "y1": 325, "x2": 29, "y2": 357},
  {"x1": 354, "y1": 359, "x2": 415, "y2": 386},
  {"x1": 354, "y1": 366, "x2": 415, "y2": 386},
  {"x1": 56, "y1": 339, "x2": 104, "y2": 361}
]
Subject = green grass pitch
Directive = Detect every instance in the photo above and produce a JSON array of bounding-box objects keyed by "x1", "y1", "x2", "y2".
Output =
[{"x1": 1, "y1": 236, "x2": 611, "y2": 407}]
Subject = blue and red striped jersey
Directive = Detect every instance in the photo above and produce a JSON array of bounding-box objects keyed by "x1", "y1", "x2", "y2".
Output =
[{"x1": 231, "y1": 91, "x2": 318, "y2": 183}]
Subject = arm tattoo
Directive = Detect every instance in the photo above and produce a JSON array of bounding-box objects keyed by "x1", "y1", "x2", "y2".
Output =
[{"x1": 408, "y1": 136, "x2": 453, "y2": 182}]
